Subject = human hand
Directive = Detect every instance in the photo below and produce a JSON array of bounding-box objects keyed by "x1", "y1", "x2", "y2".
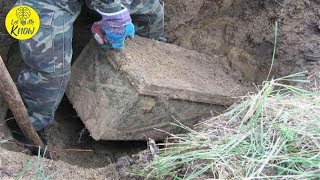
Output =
[{"x1": 92, "y1": 6, "x2": 135, "y2": 49}]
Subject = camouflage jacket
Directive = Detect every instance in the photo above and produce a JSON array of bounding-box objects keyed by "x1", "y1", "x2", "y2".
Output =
[{"x1": 85, "y1": 0, "x2": 123, "y2": 13}]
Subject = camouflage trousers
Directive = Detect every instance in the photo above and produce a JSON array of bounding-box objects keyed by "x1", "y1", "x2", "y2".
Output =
[{"x1": 16, "y1": 0, "x2": 164, "y2": 130}]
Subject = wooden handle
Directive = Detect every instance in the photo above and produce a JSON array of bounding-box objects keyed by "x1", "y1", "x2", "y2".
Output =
[{"x1": 0, "y1": 54, "x2": 44, "y2": 147}]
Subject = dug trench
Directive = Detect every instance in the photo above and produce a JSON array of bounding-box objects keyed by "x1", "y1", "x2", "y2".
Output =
[{"x1": 0, "y1": 0, "x2": 320, "y2": 178}]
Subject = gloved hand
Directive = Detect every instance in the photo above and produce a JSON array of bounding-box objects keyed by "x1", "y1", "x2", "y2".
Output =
[{"x1": 92, "y1": 6, "x2": 135, "y2": 50}]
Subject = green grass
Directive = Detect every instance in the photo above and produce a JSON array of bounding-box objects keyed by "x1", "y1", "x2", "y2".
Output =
[
  {"x1": 16, "y1": 147, "x2": 58, "y2": 180},
  {"x1": 139, "y1": 72, "x2": 320, "y2": 179}
]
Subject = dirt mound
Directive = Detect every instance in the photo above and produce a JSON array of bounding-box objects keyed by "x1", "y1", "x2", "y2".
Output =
[
  {"x1": 0, "y1": 146, "x2": 118, "y2": 179},
  {"x1": 0, "y1": 145, "x2": 152, "y2": 179}
]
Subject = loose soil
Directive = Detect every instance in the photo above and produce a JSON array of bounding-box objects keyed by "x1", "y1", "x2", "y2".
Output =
[
  {"x1": 0, "y1": 0, "x2": 320, "y2": 179},
  {"x1": 0, "y1": 145, "x2": 150, "y2": 179}
]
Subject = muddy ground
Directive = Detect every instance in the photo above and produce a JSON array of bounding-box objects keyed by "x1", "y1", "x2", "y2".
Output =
[{"x1": 1, "y1": 0, "x2": 320, "y2": 179}]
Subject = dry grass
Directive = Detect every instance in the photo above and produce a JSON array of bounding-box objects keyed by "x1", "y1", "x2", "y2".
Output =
[{"x1": 139, "y1": 72, "x2": 320, "y2": 179}]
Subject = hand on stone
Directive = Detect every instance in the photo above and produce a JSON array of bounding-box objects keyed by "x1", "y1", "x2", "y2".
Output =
[{"x1": 91, "y1": 6, "x2": 135, "y2": 50}]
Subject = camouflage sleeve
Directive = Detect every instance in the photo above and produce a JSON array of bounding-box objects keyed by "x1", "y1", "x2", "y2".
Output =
[{"x1": 85, "y1": 0, "x2": 122, "y2": 13}]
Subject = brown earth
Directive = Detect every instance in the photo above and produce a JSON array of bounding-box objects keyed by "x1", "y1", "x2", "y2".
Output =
[
  {"x1": 0, "y1": 0, "x2": 320, "y2": 179},
  {"x1": 0, "y1": 146, "x2": 120, "y2": 179},
  {"x1": 164, "y1": 0, "x2": 320, "y2": 82},
  {"x1": 0, "y1": 144, "x2": 151, "y2": 179}
]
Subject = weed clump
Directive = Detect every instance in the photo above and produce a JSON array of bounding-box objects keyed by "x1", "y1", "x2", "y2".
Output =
[{"x1": 141, "y1": 72, "x2": 320, "y2": 179}]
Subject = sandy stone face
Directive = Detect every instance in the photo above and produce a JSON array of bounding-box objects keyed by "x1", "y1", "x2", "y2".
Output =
[{"x1": 66, "y1": 37, "x2": 253, "y2": 141}]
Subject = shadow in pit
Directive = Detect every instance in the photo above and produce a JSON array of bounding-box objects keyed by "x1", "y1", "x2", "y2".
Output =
[
  {"x1": 0, "y1": 96, "x2": 147, "y2": 169},
  {"x1": 44, "y1": 96, "x2": 147, "y2": 168}
]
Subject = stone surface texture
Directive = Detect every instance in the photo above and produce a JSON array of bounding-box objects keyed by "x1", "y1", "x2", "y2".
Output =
[
  {"x1": 67, "y1": 37, "x2": 254, "y2": 140},
  {"x1": 66, "y1": 36, "x2": 253, "y2": 140}
]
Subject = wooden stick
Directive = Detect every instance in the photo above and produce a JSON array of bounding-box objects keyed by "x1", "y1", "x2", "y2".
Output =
[
  {"x1": 0, "y1": 54, "x2": 44, "y2": 148},
  {"x1": 13, "y1": 140, "x2": 93, "y2": 152}
]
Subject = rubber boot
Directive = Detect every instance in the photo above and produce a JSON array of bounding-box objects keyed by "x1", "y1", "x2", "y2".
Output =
[{"x1": 5, "y1": 110, "x2": 52, "y2": 159}]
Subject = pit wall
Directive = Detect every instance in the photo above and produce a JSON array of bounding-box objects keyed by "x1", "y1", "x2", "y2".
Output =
[{"x1": 164, "y1": 0, "x2": 320, "y2": 82}]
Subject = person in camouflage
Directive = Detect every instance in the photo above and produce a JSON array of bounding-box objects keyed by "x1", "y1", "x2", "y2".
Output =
[{"x1": 7, "y1": 0, "x2": 165, "y2": 156}]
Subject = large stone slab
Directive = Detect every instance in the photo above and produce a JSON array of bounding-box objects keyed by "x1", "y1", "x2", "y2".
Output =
[{"x1": 66, "y1": 36, "x2": 253, "y2": 140}]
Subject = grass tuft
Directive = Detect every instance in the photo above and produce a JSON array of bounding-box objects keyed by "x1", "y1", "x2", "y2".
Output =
[
  {"x1": 140, "y1": 72, "x2": 320, "y2": 179},
  {"x1": 15, "y1": 147, "x2": 58, "y2": 180}
]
